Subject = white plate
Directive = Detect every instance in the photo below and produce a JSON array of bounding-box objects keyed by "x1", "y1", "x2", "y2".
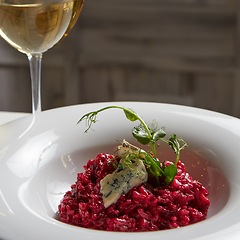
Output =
[{"x1": 0, "y1": 102, "x2": 240, "y2": 240}]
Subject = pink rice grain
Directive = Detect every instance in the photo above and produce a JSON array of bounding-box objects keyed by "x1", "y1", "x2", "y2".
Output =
[{"x1": 58, "y1": 153, "x2": 210, "y2": 232}]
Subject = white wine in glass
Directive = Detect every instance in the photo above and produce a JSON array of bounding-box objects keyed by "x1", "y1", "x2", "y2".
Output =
[{"x1": 0, "y1": 0, "x2": 84, "y2": 113}]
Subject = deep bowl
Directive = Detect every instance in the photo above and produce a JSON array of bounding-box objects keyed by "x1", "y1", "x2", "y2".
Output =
[{"x1": 0, "y1": 102, "x2": 239, "y2": 240}]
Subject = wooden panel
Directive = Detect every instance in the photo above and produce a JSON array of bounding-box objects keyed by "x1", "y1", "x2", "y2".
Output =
[
  {"x1": 193, "y1": 73, "x2": 234, "y2": 115},
  {"x1": 41, "y1": 66, "x2": 65, "y2": 111},
  {"x1": 0, "y1": 0, "x2": 239, "y2": 117},
  {"x1": 81, "y1": 67, "x2": 112, "y2": 103},
  {"x1": 232, "y1": 6, "x2": 240, "y2": 117},
  {"x1": 0, "y1": 67, "x2": 31, "y2": 112},
  {"x1": 60, "y1": 32, "x2": 82, "y2": 105},
  {"x1": 81, "y1": 66, "x2": 194, "y2": 106},
  {"x1": 78, "y1": 0, "x2": 236, "y2": 73}
]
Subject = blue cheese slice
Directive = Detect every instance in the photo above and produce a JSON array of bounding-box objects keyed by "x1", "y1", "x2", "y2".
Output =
[{"x1": 100, "y1": 158, "x2": 148, "y2": 208}]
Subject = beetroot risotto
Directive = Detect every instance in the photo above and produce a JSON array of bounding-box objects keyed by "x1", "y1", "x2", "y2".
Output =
[
  {"x1": 58, "y1": 151, "x2": 210, "y2": 231},
  {"x1": 58, "y1": 106, "x2": 210, "y2": 231}
]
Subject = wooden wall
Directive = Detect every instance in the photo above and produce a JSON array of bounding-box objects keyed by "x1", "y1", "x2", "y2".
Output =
[{"x1": 0, "y1": 0, "x2": 240, "y2": 117}]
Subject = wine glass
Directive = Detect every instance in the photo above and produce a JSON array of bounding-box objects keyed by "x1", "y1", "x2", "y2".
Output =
[{"x1": 0, "y1": 0, "x2": 84, "y2": 113}]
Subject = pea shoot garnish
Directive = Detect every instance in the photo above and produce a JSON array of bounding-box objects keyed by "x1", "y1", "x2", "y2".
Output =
[{"x1": 78, "y1": 106, "x2": 187, "y2": 186}]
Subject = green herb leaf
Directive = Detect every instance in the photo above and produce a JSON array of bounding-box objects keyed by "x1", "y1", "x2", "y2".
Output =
[
  {"x1": 161, "y1": 160, "x2": 166, "y2": 171},
  {"x1": 132, "y1": 125, "x2": 151, "y2": 145},
  {"x1": 156, "y1": 160, "x2": 161, "y2": 168},
  {"x1": 164, "y1": 164, "x2": 178, "y2": 185},
  {"x1": 167, "y1": 134, "x2": 188, "y2": 165},
  {"x1": 152, "y1": 128, "x2": 166, "y2": 143},
  {"x1": 144, "y1": 153, "x2": 164, "y2": 177},
  {"x1": 168, "y1": 134, "x2": 180, "y2": 155},
  {"x1": 124, "y1": 109, "x2": 138, "y2": 121},
  {"x1": 143, "y1": 153, "x2": 164, "y2": 185}
]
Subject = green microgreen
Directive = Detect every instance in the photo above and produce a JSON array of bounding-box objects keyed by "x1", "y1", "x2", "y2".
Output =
[
  {"x1": 120, "y1": 152, "x2": 141, "y2": 177},
  {"x1": 78, "y1": 106, "x2": 187, "y2": 186},
  {"x1": 162, "y1": 134, "x2": 188, "y2": 165},
  {"x1": 107, "y1": 157, "x2": 119, "y2": 169}
]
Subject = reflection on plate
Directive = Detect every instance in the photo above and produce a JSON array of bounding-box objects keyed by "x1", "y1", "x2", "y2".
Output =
[{"x1": 0, "y1": 102, "x2": 240, "y2": 240}]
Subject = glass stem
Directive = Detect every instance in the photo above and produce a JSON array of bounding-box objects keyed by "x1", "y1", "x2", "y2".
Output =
[{"x1": 28, "y1": 53, "x2": 42, "y2": 114}]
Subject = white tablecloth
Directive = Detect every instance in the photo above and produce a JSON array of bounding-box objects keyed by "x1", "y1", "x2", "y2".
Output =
[{"x1": 0, "y1": 112, "x2": 29, "y2": 126}]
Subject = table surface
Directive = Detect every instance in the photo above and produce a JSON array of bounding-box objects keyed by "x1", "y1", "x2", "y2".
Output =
[{"x1": 0, "y1": 112, "x2": 29, "y2": 126}]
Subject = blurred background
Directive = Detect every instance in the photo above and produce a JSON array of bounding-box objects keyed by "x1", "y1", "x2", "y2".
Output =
[{"x1": 0, "y1": 0, "x2": 239, "y2": 117}]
